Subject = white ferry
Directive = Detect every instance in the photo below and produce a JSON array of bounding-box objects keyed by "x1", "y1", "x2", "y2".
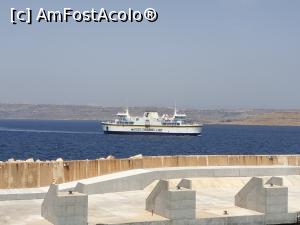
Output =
[{"x1": 102, "y1": 108, "x2": 202, "y2": 136}]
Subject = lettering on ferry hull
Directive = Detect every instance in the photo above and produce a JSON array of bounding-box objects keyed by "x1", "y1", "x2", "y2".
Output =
[{"x1": 131, "y1": 128, "x2": 163, "y2": 132}]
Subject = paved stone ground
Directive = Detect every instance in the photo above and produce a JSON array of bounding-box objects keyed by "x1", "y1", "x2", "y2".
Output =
[
  {"x1": 1, "y1": 176, "x2": 300, "y2": 225},
  {"x1": 0, "y1": 199, "x2": 51, "y2": 225}
]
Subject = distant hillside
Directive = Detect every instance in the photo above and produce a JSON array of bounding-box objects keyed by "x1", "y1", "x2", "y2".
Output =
[
  {"x1": 0, "y1": 103, "x2": 299, "y2": 126},
  {"x1": 222, "y1": 112, "x2": 300, "y2": 126}
]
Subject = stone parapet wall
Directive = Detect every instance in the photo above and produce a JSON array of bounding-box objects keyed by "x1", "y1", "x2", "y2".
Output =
[{"x1": 0, "y1": 155, "x2": 300, "y2": 189}]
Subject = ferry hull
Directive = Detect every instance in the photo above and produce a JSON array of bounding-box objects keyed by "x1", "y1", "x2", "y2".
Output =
[
  {"x1": 103, "y1": 130, "x2": 201, "y2": 136},
  {"x1": 102, "y1": 123, "x2": 202, "y2": 136}
]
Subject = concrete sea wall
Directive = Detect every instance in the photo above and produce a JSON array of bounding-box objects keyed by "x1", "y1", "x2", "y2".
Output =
[{"x1": 0, "y1": 155, "x2": 300, "y2": 189}]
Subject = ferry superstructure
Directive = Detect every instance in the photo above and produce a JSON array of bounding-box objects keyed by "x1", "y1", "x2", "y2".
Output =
[{"x1": 101, "y1": 108, "x2": 202, "y2": 136}]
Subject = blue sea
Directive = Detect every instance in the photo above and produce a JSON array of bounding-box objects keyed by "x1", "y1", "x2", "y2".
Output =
[{"x1": 0, "y1": 119, "x2": 300, "y2": 161}]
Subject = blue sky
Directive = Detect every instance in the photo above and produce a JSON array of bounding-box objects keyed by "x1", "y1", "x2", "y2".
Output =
[{"x1": 0, "y1": 1, "x2": 299, "y2": 109}]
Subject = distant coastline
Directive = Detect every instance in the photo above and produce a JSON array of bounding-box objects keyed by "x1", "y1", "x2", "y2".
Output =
[
  {"x1": 0, "y1": 103, "x2": 299, "y2": 126},
  {"x1": 214, "y1": 112, "x2": 300, "y2": 127}
]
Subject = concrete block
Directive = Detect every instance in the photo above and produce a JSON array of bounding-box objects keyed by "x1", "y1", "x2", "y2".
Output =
[
  {"x1": 235, "y1": 177, "x2": 265, "y2": 212},
  {"x1": 265, "y1": 186, "x2": 288, "y2": 196},
  {"x1": 235, "y1": 176, "x2": 288, "y2": 215},
  {"x1": 168, "y1": 190, "x2": 196, "y2": 200},
  {"x1": 177, "y1": 178, "x2": 192, "y2": 189},
  {"x1": 146, "y1": 180, "x2": 196, "y2": 219},
  {"x1": 265, "y1": 212, "x2": 297, "y2": 224},
  {"x1": 146, "y1": 179, "x2": 169, "y2": 212},
  {"x1": 265, "y1": 195, "x2": 287, "y2": 205},
  {"x1": 41, "y1": 184, "x2": 88, "y2": 225},
  {"x1": 167, "y1": 200, "x2": 196, "y2": 210},
  {"x1": 266, "y1": 176, "x2": 283, "y2": 186},
  {"x1": 265, "y1": 204, "x2": 288, "y2": 214}
]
